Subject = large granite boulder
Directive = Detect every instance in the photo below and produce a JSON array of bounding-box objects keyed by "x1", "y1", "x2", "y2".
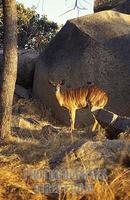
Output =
[
  {"x1": 33, "y1": 10, "x2": 130, "y2": 127},
  {"x1": 94, "y1": 0, "x2": 130, "y2": 15},
  {"x1": 48, "y1": 139, "x2": 130, "y2": 195},
  {"x1": 113, "y1": 0, "x2": 130, "y2": 14},
  {"x1": 0, "y1": 49, "x2": 39, "y2": 88},
  {"x1": 92, "y1": 109, "x2": 130, "y2": 139},
  {"x1": 50, "y1": 139, "x2": 130, "y2": 172},
  {"x1": 18, "y1": 50, "x2": 39, "y2": 88}
]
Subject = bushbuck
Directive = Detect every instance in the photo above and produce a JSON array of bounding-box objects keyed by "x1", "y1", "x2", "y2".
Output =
[{"x1": 49, "y1": 80, "x2": 108, "y2": 131}]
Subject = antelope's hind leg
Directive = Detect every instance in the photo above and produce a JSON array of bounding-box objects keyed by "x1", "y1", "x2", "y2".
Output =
[
  {"x1": 92, "y1": 118, "x2": 98, "y2": 132},
  {"x1": 91, "y1": 114, "x2": 101, "y2": 132}
]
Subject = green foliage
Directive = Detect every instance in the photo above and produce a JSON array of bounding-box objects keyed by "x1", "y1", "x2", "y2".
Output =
[{"x1": 0, "y1": 2, "x2": 59, "y2": 50}]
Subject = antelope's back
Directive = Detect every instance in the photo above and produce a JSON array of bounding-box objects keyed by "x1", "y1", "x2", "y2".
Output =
[
  {"x1": 63, "y1": 86, "x2": 89, "y2": 109},
  {"x1": 88, "y1": 85, "x2": 108, "y2": 109}
]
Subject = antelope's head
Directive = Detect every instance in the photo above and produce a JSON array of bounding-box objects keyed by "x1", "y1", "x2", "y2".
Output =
[{"x1": 48, "y1": 80, "x2": 65, "y2": 92}]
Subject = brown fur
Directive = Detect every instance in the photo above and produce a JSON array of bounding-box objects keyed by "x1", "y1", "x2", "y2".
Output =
[
  {"x1": 60, "y1": 85, "x2": 108, "y2": 111},
  {"x1": 49, "y1": 80, "x2": 108, "y2": 131}
]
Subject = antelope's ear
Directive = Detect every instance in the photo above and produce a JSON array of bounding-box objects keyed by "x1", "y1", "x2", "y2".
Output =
[
  {"x1": 48, "y1": 80, "x2": 55, "y2": 86},
  {"x1": 60, "y1": 80, "x2": 65, "y2": 85}
]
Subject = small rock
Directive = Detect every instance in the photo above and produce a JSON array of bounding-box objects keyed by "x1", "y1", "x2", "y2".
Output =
[{"x1": 15, "y1": 84, "x2": 29, "y2": 99}]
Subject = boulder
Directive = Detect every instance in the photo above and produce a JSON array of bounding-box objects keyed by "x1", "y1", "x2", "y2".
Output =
[
  {"x1": 48, "y1": 139, "x2": 130, "y2": 194},
  {"x1": 14, "y1": 84, "x2": 30, "y2": 99},
  {"x1": 92, "y1": 109, "x2": 130, "y2": 139},
  {"x1": 50, "y1": 139, "x2": 130, "y2": 171},
  {"x1": 0, "y1": 49, "x2": 39, "y2": 88},
  {"x1": 113, "y1": 0, "x2": 130, "y2": 14},
  {"x1": 18, "y1": 49, "x2": 39, "y2": 88},
  {"x1": 33, "y1": 11, "x2": 130, "y2": 127},
  {"x1": 94, "y1": 0, "x2": 127, "y2": 12},
  {"x1": 94, "y1": 0, "x2": 130, "y2": 14}
]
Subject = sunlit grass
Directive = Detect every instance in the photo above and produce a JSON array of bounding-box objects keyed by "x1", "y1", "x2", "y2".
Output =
[{"x1": 0, "y1": 97, "x2": 129, "y2": 199}]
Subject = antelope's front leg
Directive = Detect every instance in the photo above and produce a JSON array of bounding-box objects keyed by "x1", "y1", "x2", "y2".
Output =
[
  {"x1": 69, "y1": 109, "x2": 76, "y2": 143},
  {"x1": 70, "y1": 109, "x2": 76, "y2": 131}
]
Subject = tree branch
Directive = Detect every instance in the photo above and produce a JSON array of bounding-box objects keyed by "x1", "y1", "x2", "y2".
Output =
[{"x1": 59, "y1": 0, "x2": 88, "y2": 17}]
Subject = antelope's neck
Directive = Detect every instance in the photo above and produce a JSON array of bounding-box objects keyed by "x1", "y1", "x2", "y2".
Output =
[{"x1": 56, "y1": 88, "x2": 63, "y2": 106}]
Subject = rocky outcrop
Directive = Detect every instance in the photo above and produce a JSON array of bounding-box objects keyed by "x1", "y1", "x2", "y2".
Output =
[
  {"x1": 33, "y1": 11, "x2": 130, "y2": 127},
  {"x1": 18, "y1": 50, "x2": 39, "y2": 88},
  {"x1": 50, "y1": 139, "x2": 130, "y2": 173},
  {"x1": 48, "y1": 139, "x2": 130, "y2": 194},
  {"x1": 0, "y1": 49, "x2": 39, "y2": 88},
  {"x1": 14, "y1": 84, "x2": 30, "y2": 99},
  {"x1": 113, "y1": 0, "x2": 130, "y2": 14},
  {"x1": 94, "y1": 0, "x2": 130, "y2": 14},
  {"x1": 92, "y1": 109, "x2": 130, "y2": 139}
]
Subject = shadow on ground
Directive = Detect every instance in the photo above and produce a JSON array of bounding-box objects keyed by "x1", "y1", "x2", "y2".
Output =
[{"x1": 0, "y1": 124, "x2": 96, "y2": 164}]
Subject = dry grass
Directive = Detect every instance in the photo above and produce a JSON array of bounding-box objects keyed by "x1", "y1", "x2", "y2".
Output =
[
  {"x1": 0, "y1": 97, "x2": 129, "y2": 200},
  {"x1": 91, "y1": 167, "x2": 130, "y2": 200}
]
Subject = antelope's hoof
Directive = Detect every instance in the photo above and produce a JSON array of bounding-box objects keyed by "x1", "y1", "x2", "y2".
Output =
[{"x1": 70, "y1": 128, "x2": 77, "y2": 133}]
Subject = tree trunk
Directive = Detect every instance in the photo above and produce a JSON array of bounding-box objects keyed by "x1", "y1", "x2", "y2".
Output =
[{"x1": 0, "y1": 0, "x2": 17, "y2": 139}]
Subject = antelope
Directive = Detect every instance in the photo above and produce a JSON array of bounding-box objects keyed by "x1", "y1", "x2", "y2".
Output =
[{"x1": 48, "y1": 80, "x2": 108, "y2": 132}]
